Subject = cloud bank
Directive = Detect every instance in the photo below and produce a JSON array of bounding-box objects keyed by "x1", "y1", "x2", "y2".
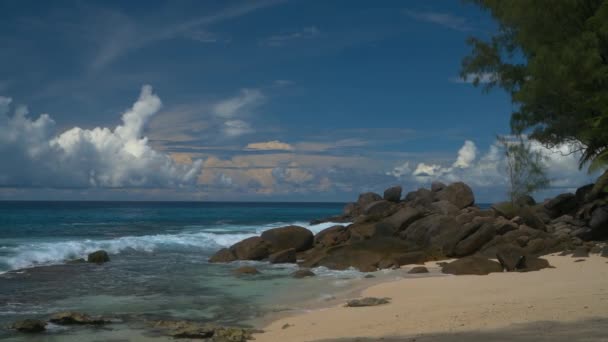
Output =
[
  {"x1": 388, "y1": 139, "x2": 597, "y2": 194},
  {"x1": 0, "y1": 86, "x2": 202, "y2": 188}
]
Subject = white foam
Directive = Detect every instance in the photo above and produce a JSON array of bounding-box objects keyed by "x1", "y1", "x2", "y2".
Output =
[{"x1": 0, "y1": 221, "x2": 347, "y2": 272}]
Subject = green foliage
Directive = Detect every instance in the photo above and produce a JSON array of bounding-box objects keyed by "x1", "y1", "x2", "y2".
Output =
[
  {"x1": 462, "y1": 0, "x2": 608, "y2": 170},
  {"x1": 498, "y1": 135, "x2": 550, "y2": 203}
]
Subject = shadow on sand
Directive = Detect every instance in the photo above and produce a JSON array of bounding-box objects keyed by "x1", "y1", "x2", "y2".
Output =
[{"x1": 315, "y1": 317, "x2": 608, "y2": 342}]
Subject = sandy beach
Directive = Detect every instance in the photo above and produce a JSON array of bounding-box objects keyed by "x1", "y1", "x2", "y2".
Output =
[{"x1": 255, "y1": 254, "x2": 608, "y2": 342}]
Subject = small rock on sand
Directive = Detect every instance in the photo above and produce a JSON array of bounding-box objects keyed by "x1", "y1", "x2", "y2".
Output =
[{"x1": 345, "y1": 297, "x2": 390, "y2": 307}]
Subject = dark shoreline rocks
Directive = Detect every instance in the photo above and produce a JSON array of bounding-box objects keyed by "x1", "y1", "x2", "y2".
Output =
[
  {"x1": 87, "y1": 250, "x2": 110, "y2": 264},
  {"x1": 210, "y1": 176, "x2": 607, "y2": 274}
]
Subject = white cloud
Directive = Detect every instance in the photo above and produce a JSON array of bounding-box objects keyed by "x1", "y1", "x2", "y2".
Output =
[
  {"x1": 223, "y1": 120, "x2": 252, "y2": 137},
  {"x1": 213, "y1": 88, "x2": 265, "y2": 118},
  {"x1": 264, "y1": 26, "x2": 321, "y2": 46},
  {"x1": 245, "y1": 140, "x2": 293, "y2": 151},
  {"x1": 0, "y1": 96, "x2": 11, "y2": 115},
  {"x1": 0, "y1": 85, "x2": 202, "y2": 188},
  {"x1": 389, "y1": 139, "x2": 597, "y2": 193},
  {"x1": 404, "y1": 10, "x2": 470, "y2": 31}
]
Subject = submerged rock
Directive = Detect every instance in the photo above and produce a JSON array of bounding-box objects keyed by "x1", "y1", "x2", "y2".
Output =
[
  {"x1": 233, "y1": 266, "x2": 260, "y2": 276},
  {"x1": 291, "y1": 269, "x2": 315, "y2": 278},
  {"x1": 345, "y1": 297, "x2": 390, "y2": 307},
  {"x1": 11, "y1": 319, "x2": 46, "y2": 333},
  {"x1": 209, "y1": 248, "x2": 237, "y2": 263},
  {"x1": 87, "y1": 250, "x2": 110, "y2": 264},
  {"x1": 441, "y1": 256, "x2": 503, "y2": 275},
  {"x1": 49, "y1": 312, "x2": 110, "y2": 325}
]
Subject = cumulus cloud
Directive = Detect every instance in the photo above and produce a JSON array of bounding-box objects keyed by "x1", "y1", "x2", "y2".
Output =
[
  {"x1": 0, "y1": 85, "x2": 202, "y2": 188},
  {"x1": 245, "y1": 140, "x2": 293, "y2": 151},
  {"x1": 388, "y1": 139, "x2": 597, "y2": 194}
]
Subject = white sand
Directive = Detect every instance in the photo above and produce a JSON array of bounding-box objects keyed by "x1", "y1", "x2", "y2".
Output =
[{"x1": 255, "y1": 255, "x2": 608, "y2": 342}]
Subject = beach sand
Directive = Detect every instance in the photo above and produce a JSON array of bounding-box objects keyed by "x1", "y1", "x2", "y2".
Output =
[{"x1": 255, "y1": 254, "x2": 608, "y2": 342}]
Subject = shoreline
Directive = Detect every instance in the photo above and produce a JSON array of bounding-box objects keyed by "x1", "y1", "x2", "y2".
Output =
[{"x1": 253, "y1": 254, "x2": 608, "y2": 341}]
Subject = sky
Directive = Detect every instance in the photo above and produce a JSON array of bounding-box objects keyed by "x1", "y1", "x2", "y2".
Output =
[{"x1": 0, "y1": 0, "x2": 598, "y2": 202}]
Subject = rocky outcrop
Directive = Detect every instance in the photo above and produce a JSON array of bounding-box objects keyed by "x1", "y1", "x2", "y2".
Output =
[
  {"x1": 314, "y1": 225, "x2": 350, "y2": 247},
  {"x1": 209, "y1": 248, "x2": 237, "y2": 263},
  {"x1": 345, "y1": 297, "x2": 390, "y2": 307},
  {"x1": 291, "y1": 269, "x2": 316, "y2": 278},
  {"x1": 441, "y1": 256, "x2": 503, "y2": 275},
  {"x1": 87, "y1": 250, "x2": 110, "y2": 264},
  {"x1": 261, "y1": 226, "x2": 314, "y2": 253},
  {"x1": 49, "y1": 312, "x2": 110, "y2": 325},
  {"x1": 383, "y1": 185, "x2": 402, "y2": 202},
  {"x1": 11, "y1": 319, "x2": 46, "y2": 333},
  {"x1": 230, "y1": 237, "x2": 271, "y2": 260},
  {"x1": 435, "y1": 182, "x2": 475, "y2": 209},
  {"x1": 152, "y1": 321, "x2": 257, "y2": 341}
]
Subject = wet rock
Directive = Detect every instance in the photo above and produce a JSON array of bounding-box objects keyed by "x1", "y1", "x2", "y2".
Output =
[
  {"x1": 66, "y1": 258, "x2": 86, "y2": 264},
  {"x1": 291, "y1": 269, "x2": 315, "y2": 278},
  {"x1": 231, "y1": 237, "x2": 271, "y2": 260},
  {"x1": 214, "y1": 326, "x2": 257, "y2": 341},
  {"x1": 314, "y1": 225, "x2": 349, "y2": 247},
  {"x1": 408, "y1": 266, "x2": 429, "y2": 274},
  {"x1": 87, "y1": 250, "x2": 110, "y2": 264},
  {"x1": 209, "y1": 248, "x2": 237, "y2": 263},
  {"x1": 435, "y1": 182, "x2": 474, "y2": 209},
  {"x1": 261, "y1": 225, "x2": 314, "y2": 253},
  {"x1": 345, "y1": 297, "x2": 390, "y2": 307},
  {"x1": 383, "y1": 185, "x2": 402, "y2": 202},
  {"x1": 11, "y1": 319, "x2": 46, "y2": 333},
  {"x1": 441, "y1": 256, "x2": 503, "y2": 275},
  {"x1": 233, "y1": 266, "x2": 260, "y2": 275},
  {"x1": 268, "y1": 248, "x2": 296, "y2": 264},
  {"x1": 49, "y1": 312, "x2": 109, "y2": 325}
]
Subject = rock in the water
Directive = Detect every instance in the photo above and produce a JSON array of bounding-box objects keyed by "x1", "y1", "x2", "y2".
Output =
[
  {"x1": 572, "y1": 246, "x2": 590, "y2": 258},
  {"x1": 357, "y1": 192, "x2": 383, "y2": 207},
  {"x1": 261, "y1": 225, "x2": 314, "y2": 253},
  {"x1": 431, "y1": 181, "x2": 446, "y2": 192},
  {"x1": 231, "y1": 237, "x2": 271, "y2": 260},
  {"x1": 441, "y1": 256, "x2": 503, "y2": 275},
  {"x1": 268, "y1": 248, "x2": 296, "y2": 264},
  {"x1": 345, "y1": 297, "x2": 390, "y2": 307},
  {"x1": 87, "y1": 250, "x2": 110, "y2": 264},
  {"x1": 11, "y1": 319, "x2": 46, "y2": 333},
  {"x1": 383, "y1": 186, "x2": 402, "y2": 202},
  {"x1": 233, "y1": 266, "x2": 260, "y2": 275},
  {"x1": 435, "y1": 182, "x2": 474, "y2": 209},
  {"x1": 314, "y1": 225, "x2": 349, "y2": 247},
  {"x1": 49, "y1": 312, "x2": 109, "y2": 325},
  {"x1": 209, "y1": 248, "x2": 237, "y2": 263},
  {"x1": 408, "y1": 266, "x2": 429, "y2": 274},
  {"x1": 291, "y1": 269, "x2": 315, "y2": 278}
]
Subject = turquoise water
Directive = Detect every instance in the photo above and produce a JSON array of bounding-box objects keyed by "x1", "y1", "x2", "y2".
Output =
[{"x1": 0, "y1": 201, "x2": 367, "y2": 339}]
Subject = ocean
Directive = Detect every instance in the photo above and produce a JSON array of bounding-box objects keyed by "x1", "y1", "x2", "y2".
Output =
[{"x1": 0, "y1": 201, "x2": 396, "y2": 340}]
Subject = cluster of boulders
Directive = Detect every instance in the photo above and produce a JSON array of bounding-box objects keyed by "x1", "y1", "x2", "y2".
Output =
[{"x1": 210, "y1": 176, "x2": 608, "y2": 275}]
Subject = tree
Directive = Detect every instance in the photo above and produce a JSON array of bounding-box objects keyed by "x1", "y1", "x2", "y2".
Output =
[
  {"x1": 461, "y1": 0, "x2": 608, "y2": 171},
  {"x1": 498, "y1": 135, "x2": 549, "y2": 204}
]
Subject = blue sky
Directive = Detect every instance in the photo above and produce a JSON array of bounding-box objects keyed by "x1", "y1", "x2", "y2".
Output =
[{"x1": 0, "y1": 0, "x2": 596, "y2": 202}]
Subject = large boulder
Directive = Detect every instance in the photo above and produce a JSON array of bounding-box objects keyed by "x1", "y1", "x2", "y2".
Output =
[
  {"x1": 452, "y1": 222, "x2": 496, "y2": 257},
  {"x1": 382, "y1": 206, "x2": 425, "y2": 231},
  {"x1": 435, "y1": 182, "x2": 475, "y2": 209},
  {"x1": 209, "y1": 248, "x2": 237, "y2": 263},
  {"x1": 230, "y1": 237, "x2": 271, "y2": 260},
  {"x1": 404, "y1": 188, "x2": 435, "y2": 206},
  {"x1": 314, "y1": 225, "x2": 350, "y2": 247},
  {"x1": 383, "y1": 185, "x2": 403, "y2": 202},
  {"x1": 268, "y1": 248, "x2": 296, "y2": 264},
  {"x1": 357, "y1": 192, "x2": 382, "y2": 207},
  {"x1": 362, "y1": 200, "x2": 396, "y2": 217},
  {"x1": 430, "y1": 200, "x2": 460, "y2": 216},
  {"x1": 291, "y1": 269, "x2": 316, "y2": 278},
  {"x1": 441, "y1": 256, "x2": 503, "y2": 275},
  {"x1": 233, "y1": 266, "x2": 260, "y2": 275},
  {"x1": 575, "y1": 184, "x2": 594, "y2": 203},
  {"x1": 87, "y1": 250, "x2": 110, "y2": 264},
  {"x1": 544, "y1": 193, "x2": 578, "y2": 218},
  {"x1": 589, "y1": 206, "x2": 608, "y2": 239},
  {"x1": 400, "y1": 214, "x2": 460, "y2": 249},
  {"x1": 11, "y1": 319, "x2": 46, "y2": 333},
  {"x1": 349, "y1": 222, "x2": 395, "y2": 241},
  {"x1": 261, "y1": 225, "x2": 313, "y2": 253},
  {"x1": 431, "y1": 181, "x2": 446, "y2": 192}
]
